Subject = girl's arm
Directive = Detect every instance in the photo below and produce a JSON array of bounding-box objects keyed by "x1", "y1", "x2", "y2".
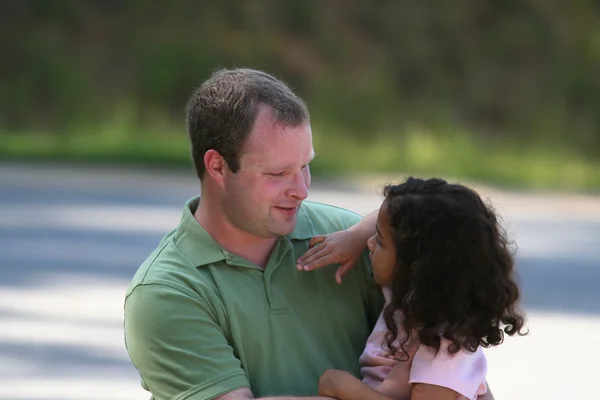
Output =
[
  {"x1": 296, "y1": 208, "x2": 378, "y2": 284},
  {"x1": 320, "y1": 340, "x2": 469, "y2": 400},
  {"x1": 318, "y1": 367, "x2": 463, "y2": 400},
  {"x1": 410, "y1": 384, "x2": 466, "y2": 400},
  {"x1": 318, "y1": 370, "x2": 397, "y2": 400},
  {"x1": 379, "y1": 357, "x2": 464, "y2": 400}
]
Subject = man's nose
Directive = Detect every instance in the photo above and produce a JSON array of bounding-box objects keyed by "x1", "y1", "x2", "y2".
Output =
[{"x1": 288, "y1": 170, "x2": 309, "y2": 200}]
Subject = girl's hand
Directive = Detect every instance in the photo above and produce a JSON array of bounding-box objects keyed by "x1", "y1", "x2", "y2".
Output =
[
  {"x1": 318, "y1": 369, "x2": 356, "y2": 398},
  {"x1": 296, "y1": 229, "x2": 368, "y2": 284},
  {"x1": 374, "y1": 337, "x2": 420, "y2": 400}
]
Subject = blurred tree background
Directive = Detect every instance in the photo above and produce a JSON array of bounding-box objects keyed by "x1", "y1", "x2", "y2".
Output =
[{"x1": 1, "y1": 0, "x2": 599, "y2": 190}]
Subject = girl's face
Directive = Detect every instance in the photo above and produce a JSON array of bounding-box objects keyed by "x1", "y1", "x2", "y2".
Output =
[{"x1": 367, "y1": 202, "x2": 398, "y2": 287}]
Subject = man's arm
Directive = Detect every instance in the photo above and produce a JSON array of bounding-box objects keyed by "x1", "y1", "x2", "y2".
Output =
[{"x1": 125, "y1": 283, "x2": 250, "y2": 400}]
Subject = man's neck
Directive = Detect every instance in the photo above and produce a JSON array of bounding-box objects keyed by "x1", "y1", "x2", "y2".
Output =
[{"x1": 194, "y1": 198, "x2": 277, "y2": 269}]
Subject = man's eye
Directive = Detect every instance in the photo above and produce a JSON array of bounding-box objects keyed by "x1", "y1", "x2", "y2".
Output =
[{"x1": 268, "y1": 172, "x2": 286, "y2": 177}]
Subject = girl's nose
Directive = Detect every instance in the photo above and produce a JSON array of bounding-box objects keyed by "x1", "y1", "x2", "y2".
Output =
[{"x1": 367, "y1": 235, "x2": 375, "y2": 252}]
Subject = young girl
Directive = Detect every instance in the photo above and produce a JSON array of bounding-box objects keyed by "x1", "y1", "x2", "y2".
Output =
[{"x1": 297, "y1": 177, "x2": 527, "y2": 400}]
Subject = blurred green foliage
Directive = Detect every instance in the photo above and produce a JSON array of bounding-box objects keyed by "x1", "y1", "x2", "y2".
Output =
[{"x1": 0, "y1": 1, "x2": 599, "y2": 190}]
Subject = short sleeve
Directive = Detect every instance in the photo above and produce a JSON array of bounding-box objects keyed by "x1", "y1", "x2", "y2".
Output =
[
  {"x1": 124, "y1": 282, "x2": 250, "y2": 400},
  {"x1": 409, "y1": 339, "x2": 487, "y2": 400}
]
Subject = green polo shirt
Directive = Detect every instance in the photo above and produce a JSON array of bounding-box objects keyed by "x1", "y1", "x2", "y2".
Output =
[{"x1": 124, "y1": 196, "x2": 384, "y2": 400}]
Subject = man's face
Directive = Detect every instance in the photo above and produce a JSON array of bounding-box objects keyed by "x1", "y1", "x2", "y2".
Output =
[{"x1": 221, "y1": 106, "x2": 314, "y2": 238}]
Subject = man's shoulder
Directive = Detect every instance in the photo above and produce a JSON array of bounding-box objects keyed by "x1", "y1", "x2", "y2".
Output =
[
  {"x1": 300, "y1": 200, "x2": 363, "y2": 222},
  {"x1": 126, "y1": 230, "x2": 213, "y2": 299},
  {"x1": 297, "y1": 201, "x2": 363, "y2": 235}
]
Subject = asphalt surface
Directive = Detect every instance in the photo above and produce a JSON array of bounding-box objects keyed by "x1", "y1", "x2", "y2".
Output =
[{"x1": 1, "y1": 163, "x2": 599, "y2": 399}]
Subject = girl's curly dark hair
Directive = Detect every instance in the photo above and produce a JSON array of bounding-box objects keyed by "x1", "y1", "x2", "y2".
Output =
[{"x1": 382, "y1": 177, "x2": 527, "y2": 360}]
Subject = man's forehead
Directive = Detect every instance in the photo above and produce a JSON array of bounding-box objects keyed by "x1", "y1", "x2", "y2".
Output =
[
  {"x1": 240, "y1": 120, "x2": 314, "y2": 166},
  {"x1": 241, "y1": 144, "x2": 315, "y2": 168}
]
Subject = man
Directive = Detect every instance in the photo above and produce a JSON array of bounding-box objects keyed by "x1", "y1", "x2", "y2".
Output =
[{"x1": 124, "y1": 68, "x2": 384, "y2": 399}]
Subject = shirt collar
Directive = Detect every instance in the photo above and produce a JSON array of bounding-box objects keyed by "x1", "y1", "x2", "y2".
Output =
[{"x1": 174, "y1": 196, "x2": 314, "y2": 268}]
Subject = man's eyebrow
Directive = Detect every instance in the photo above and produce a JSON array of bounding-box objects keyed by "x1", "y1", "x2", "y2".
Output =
[
  {"x1": 300, "y1": 151, "x2": 316, "y2": 166},
  {"x1": 274, "y1": 151, "x2": 316, "y2": 171}
]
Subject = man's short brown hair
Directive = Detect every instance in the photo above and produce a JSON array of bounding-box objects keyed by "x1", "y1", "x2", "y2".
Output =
[{"x1": 185, "y1": 68, "x2": 310, "y2": 180}]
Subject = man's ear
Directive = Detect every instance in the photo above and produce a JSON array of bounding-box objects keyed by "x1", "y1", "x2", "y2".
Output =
[{"x1": 204, "y1": 149, "x2": 228, "y2": 187}]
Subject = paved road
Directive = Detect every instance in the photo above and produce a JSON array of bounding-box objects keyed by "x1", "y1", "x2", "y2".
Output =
[{"x1": 1, "y1": 164, "x2": 599, "y2": 399}]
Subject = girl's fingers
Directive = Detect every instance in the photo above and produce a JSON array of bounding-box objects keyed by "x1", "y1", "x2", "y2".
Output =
[
  {"x1": 297, "y1": 236, "x2": 325, "y2": 265},
  {"x1": 296, "y1": 242, "x2": 328, "y2": 269},
  {"x1": 309, "y1": 235, "x2": 327, "y2": 248},
  {"x1": 302, "y1": 253, "x2": 336, "y2": 271},
  {"x1": 335, "y1": 261, "x2": 357, "y2": 284}
]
